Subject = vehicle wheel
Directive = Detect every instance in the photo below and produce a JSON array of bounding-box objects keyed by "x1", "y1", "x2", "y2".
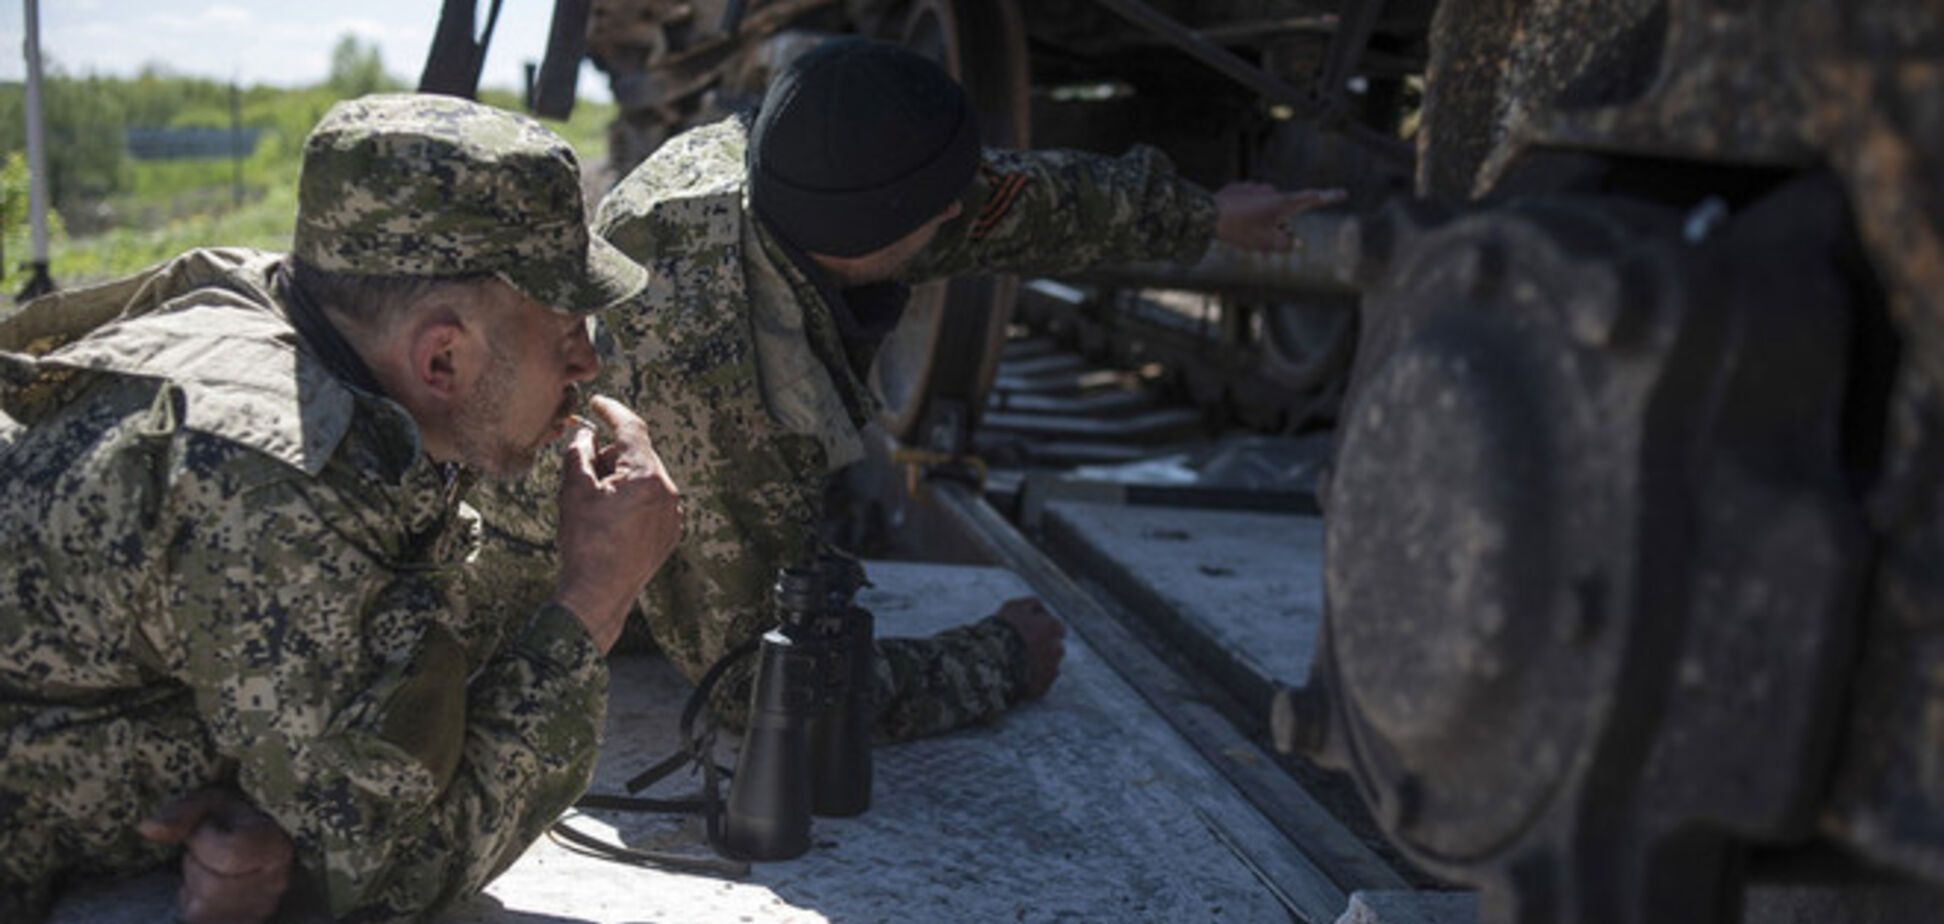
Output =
[{"x1": 1260, "y1": 295, "x2": 1359, "y2": 395}]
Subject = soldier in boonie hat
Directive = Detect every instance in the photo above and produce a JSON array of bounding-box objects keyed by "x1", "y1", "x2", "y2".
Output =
[
  {"x1": 0, "y1": 93, "x2": 678, "y2": 923},
  {"x1": 294, "y1": 92, "x2": 645, "y2": 314}
]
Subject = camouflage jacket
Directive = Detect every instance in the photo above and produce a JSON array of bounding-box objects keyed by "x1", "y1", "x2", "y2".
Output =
[
  {"x1": 0, "y1": 249, "x2": 606, "y2": 922},
  {"x1": 471, "y1": 116, "x2": 1215, "y2": 739}
]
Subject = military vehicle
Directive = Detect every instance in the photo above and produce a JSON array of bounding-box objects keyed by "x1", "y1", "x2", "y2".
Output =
[{"x1": 424, "y1": 2, "x2": 1944, "y2": 921}]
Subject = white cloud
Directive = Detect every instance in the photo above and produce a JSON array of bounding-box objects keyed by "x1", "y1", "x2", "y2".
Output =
[
  {"x1": 137, "y1": 12, "x2": 199, "y2": 33},
  {"x1": 326, "y1": 17, "x2": 394, "y2": 40},
  {"x1": 0, "y1": 0, "x2": 610, "y2": 101},
  {"x1": 201, "y1": 5, "x2": 254, "y2": 27}
]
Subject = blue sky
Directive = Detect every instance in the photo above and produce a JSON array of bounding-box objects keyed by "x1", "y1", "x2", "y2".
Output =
[{"x1": 0, "y1": 0, "x2": 613, "y2": 101}]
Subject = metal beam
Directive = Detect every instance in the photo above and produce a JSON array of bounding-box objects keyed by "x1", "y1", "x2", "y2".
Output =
[
  {"x1": 1087, "y1": 0, "x2": 1325, "y2": 117},
  {"x1": 18, "y1": 0, "x2": 54, "y2": 299},
  {"x1": 926, "y1": 479, "x2": 1411, "y2": 913},
  {"x1": 1084, "y1": 0, "x2": 1414, "y2": 165}
]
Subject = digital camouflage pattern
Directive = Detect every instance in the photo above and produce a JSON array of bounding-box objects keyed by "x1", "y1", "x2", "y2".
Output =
[
  {"x1": 0, "y1": 253, "x2": 607, "y2": 921},
  {"x1": 468, "y1": 115, "x2": 1216, "y2": 739},
  {"x1": 294, "y1": 93, "x2": 647, "y2": 316}
]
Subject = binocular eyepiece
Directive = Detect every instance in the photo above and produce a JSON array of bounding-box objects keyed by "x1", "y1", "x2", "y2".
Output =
[{"x1": 721, "y1": 557, "x2": 875, "y2": 861}]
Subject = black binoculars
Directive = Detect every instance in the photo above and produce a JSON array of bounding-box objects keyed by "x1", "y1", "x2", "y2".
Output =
[{"x1": 721, "y1": 556, "x2": 875, "y2": 860}]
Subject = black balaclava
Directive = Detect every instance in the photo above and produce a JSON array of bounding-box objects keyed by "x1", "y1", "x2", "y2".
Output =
[{"x1": 749, "y1": 37, "x2": 981, "y2": 258}]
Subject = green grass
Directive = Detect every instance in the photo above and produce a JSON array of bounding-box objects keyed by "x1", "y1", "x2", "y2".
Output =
[
  {"x1": 5, "y1": 85, "x2": 617, "y2": 300},
  {"x1": 48, "y1": 181, "x2": 298, "y2": 284}
]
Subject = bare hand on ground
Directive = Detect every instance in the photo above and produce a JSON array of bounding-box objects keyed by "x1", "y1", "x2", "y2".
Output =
[
  {"x1": 553, "y1": 394, "x2": 684, "y2": 652},
  {"x1": 138, "y1": 788, "x2": 294, "y2": 924},
  {"x1": 1213, "y1": 182, "x2": 1348, "y2": 252},
  {"x1": 994, "y1": 597, "x2": 1067, "y2": 700}
]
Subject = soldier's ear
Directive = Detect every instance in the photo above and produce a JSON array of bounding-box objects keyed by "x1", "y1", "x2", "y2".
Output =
[{"x1": 407, "y1": 309, "x2": 472, "y2": 401}]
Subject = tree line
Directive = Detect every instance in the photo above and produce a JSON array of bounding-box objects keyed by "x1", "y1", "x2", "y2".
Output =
[{"x1": 0, "y1": 36, "x2": 404, "y2": 215}]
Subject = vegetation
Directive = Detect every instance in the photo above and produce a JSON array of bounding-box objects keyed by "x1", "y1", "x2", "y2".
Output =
[
  {"x1": 327, "y1": 36, "x2": 407, "y2": 99},
  {"x1": 0, "y1": 36, "x2": 616, "y2": 299}
]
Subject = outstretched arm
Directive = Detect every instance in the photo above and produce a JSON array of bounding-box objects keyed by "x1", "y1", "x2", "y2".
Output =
[{"x1": 904, "y1": 145, "x2": 1343, "y2": 280}]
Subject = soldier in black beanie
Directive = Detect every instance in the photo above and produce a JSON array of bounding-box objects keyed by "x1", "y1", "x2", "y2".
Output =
[
  {"x1": 471, "y1": 36, "x2": 1344, "y2": 743},
  {"x1": 748, "y1": 37, "x2": 982, "y2": 261}
]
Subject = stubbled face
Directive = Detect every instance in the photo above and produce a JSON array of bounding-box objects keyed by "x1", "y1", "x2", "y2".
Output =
[
  {"x1": 875, "y1": 198, "x2": 964, "y2": 278},
  {"x1": 814, "y1": 199, "x2": 965, "y2": 286},
  {"x1": 451, "y1": 282, "x2": 600, "y2": 479}
]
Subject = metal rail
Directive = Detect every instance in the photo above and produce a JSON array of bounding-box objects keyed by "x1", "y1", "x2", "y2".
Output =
[{"x1": 926, "y1": 479, "x2": 1411, "y2": 919}]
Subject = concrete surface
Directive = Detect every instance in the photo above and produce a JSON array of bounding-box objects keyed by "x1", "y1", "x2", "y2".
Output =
[
  {"x1": 1334, "y1": 890, "x2": 1478, "y2": 924},
  {"x1": 49, "y1": 561, "x2": 1333, "y2": 924},
  {"x1": 1042, "y1": 501, "x2": 1325, "y2": 691}
]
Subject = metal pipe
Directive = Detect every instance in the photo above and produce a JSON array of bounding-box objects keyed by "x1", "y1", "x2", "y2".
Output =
[
  {"x1": 721, "y1": 0, "x2": 750, "y2": 34},
  {"x1": 1076, "y1": 15, "x2": 1339, "y2": 53},
  {"x1": 1084, "y1": 0, "x2": 1413, "y2": 166},
  {"x1": 1317, "y1": 0, "x2": 1387, "y2": 112},
  {"x1": 229, "y1": 80, "x2": 242, "y2": 207},
  {"x1": 1086, "y1": 0, "x2": 1325, "y2": 118},
  {"x1": 16, "y1": 0, "x2": 55, "y2": 298},
  {"x1": 24, "y1": 0, "x2": 50, "y2": 268},
  {"x1": 1075, "y1": 211, "x2": 1365, "y2": 297}
]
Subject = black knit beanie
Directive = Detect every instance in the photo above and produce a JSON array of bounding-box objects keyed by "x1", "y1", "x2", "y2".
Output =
[{"x1": 749, "y1": 37, "x2": 981, "y2": 258}]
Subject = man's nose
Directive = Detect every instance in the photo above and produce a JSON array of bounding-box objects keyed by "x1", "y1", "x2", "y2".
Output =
[{"x1": 565, "y1": 321, "x2": 601, "y2": 382}]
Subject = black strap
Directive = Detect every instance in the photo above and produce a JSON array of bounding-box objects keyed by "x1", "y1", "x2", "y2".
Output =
[
  {"x1": 274, "y1": 262, "x2": 385, "y2": 396},
  {"x1": 678, "y1": 637, "x2": 761, "y2": 770},
  {"x1": 622, "y1": 748, "x2": 705, "y2": 795},
  {"x1": 555, "y1": 637, "x2": 763, "y2": 873},
  {"x1": 575, "y1": 792, "x2": 708, "y2": 814},
  {"x1": 547, "y1": 818, "x2": 749, "y2": 878}
]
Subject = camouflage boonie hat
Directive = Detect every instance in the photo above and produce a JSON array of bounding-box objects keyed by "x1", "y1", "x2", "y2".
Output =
[{"x1": 293, "y1": 93, "x2": 646, "y2": 314}]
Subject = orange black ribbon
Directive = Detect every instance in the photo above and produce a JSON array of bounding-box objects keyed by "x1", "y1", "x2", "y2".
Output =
[{"x1": 971, "y1": 171, "x2": 1032, "y2": 240}]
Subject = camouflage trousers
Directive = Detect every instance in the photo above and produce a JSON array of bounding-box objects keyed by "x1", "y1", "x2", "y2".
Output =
[{"x1": 0, "y1": 688, "x2": 226, "y2": 922}]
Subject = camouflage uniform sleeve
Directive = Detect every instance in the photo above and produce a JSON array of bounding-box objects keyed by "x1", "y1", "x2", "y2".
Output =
[
  {"x1": 158, "y1": 435, "x2": 607, "y2": 921},
  {"x1": 695, "y1": 600, "x2": 1026, "y2": 744},
  {"x1": 902, "y1": 145, "x2": 1218, "y2": 281},
  {"x1": 871, "y1": 616, "x2": 1027, "y2": 742}
]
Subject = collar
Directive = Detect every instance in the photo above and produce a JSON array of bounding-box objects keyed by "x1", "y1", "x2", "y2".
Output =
[
  {"x1": 38, "y1": 289, "x2": 417, "y2": 479},
  {"x1": 761, "y1": 216, "x2": 911, "y2": 370},
  {"x1": 276, "y1": 263, "x2": 387, "y2": 396}
]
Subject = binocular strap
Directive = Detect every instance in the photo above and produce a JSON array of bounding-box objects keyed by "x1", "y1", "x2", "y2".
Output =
[
  {"x1": 546, "y1": 816, "x2": 750, "y2": 878},
  {"x1": 550, "y1": 637, "x2": 763, "y2": 877}
]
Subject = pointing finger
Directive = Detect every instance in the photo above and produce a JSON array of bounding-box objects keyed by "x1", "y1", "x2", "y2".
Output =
[{"x1": 1281, "y1": 188, "x2": 1349, "y2": 216}]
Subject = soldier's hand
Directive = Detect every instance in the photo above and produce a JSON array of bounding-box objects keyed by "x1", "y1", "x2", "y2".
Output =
[
  {"x1": 994, "y1": 597, "x2": 1067, "y2": 700},
  {"x1": 553, "y1": 394, "x2": 683, "y2": 652},
  {"x1": 1213, "y1": 182, "x2": 1348, "y2": 252},
  {"x1": 137, "y1": 788, "x2": 293, "y2": 924}
]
